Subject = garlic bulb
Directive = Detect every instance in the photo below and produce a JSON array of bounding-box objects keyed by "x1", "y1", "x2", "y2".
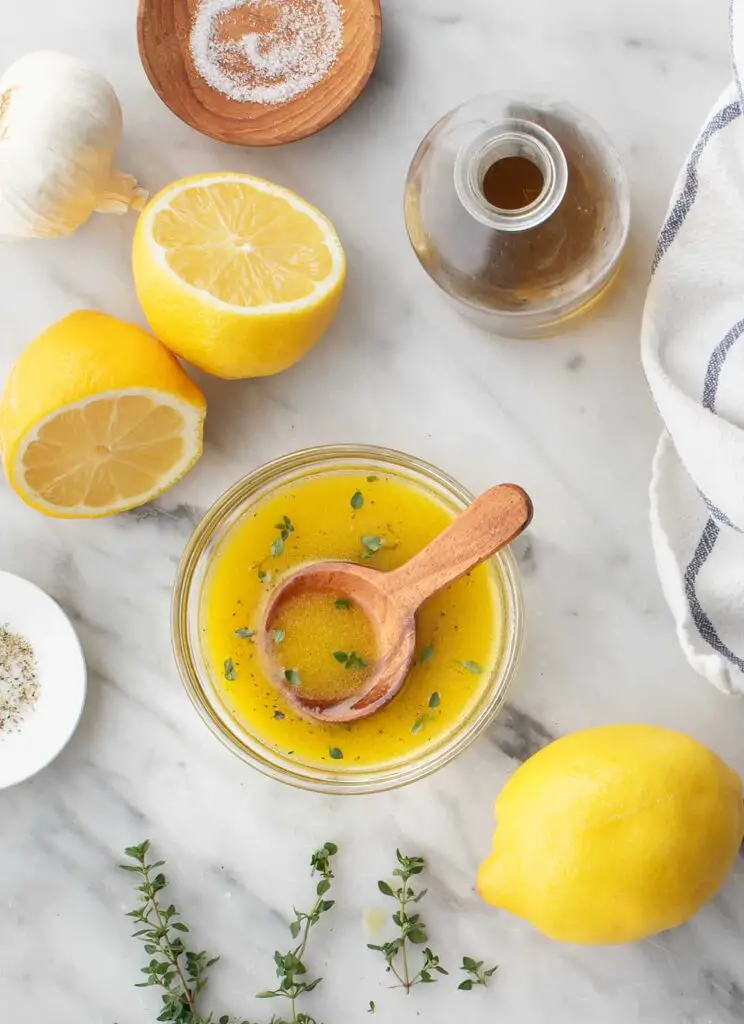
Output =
[{"x1": 0, "y1": 51, "x2": 148, "y2": 239}]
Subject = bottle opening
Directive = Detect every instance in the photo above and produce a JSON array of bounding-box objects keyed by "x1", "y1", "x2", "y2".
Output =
[
  {"x1": 454, "y1": 120, "x2": 569, "y2": 232},
  {"x1": 482, "y1": 156, "x2": 546, "y2": 212}
]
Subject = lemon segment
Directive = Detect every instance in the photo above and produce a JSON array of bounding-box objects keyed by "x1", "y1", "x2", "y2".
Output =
[
  {"x1": 477, "y1": 724, "x2": 744, "y2": 945},
  {"x1": 0, "y1": 311, "x2": 206, "y2": 518},
  {"x1": 133, "y1": 173, "x2": 346, "y2": 379}
]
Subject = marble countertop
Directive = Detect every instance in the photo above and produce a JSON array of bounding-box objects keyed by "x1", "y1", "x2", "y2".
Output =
[{"x1": 2, "y1": 0, "x2": 744, "y2": 1021}]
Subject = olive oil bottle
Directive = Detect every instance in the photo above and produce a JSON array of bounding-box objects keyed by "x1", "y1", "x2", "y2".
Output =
[{"x1": 404, "y1": 94, "x2": 630, "y2": 338}]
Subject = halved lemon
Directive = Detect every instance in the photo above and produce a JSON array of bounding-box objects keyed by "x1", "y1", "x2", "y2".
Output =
[
  {"x1": 133, "y1": 173, "x2": 346, "y2": 379},
  {"x1": 0, "y1": 311, "x2": 206, "y2": 518}
]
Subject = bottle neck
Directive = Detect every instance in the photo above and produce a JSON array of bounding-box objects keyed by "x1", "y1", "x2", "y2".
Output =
[{"x1": 454, "y1": 119, "x2": 568, "y2": 232}]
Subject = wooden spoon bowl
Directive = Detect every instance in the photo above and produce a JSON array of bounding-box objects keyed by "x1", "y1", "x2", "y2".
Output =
[
  {"x1": 262, "y1": 561, "x2": 418, "y2": 722},
  {"x1": 260, "y1": 484, "x2": 533, "y2": 724},
  {"x1": 137, "y1": 0, "x2": 382, "y2": 146}
]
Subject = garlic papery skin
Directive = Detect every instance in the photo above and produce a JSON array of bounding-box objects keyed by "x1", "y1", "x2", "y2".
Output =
[{"x1": 0, "y1": 51, "x2": 148, "y2": 240}]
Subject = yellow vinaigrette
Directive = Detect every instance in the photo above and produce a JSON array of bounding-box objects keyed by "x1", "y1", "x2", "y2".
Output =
[{"x1": 201, "y1": 470, "x2": 504, "y2": 768}]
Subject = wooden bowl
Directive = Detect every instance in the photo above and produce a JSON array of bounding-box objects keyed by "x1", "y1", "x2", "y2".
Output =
[{"x1": 137, "y1": 0, "x2": 382, "y2": 146}]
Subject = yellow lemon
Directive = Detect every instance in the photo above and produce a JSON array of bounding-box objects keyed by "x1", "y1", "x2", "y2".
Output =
[
  {"x1": 0, "y1": 311, "x2": 206, "y2": 518},
  {"x1": 132, "y1": 173, "x2": 346, "y2": 379},
  {"x1": 477, "y1": 724, "x2": 743, "y2": 944}
]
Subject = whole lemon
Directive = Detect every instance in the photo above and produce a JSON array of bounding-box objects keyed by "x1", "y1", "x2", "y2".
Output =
[{"x1": 477, "y1": 724, "x2": 743, "y2": 944}]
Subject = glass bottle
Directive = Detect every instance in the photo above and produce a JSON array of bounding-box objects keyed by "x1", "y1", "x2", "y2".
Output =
[{"x1": 404, "y1": 94, "x2": 631, "y2": 338}]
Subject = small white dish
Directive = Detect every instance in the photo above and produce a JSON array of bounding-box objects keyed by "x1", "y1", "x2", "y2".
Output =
[{"x1": 0, "y1": 570, "x2": 87, "y2": 788}]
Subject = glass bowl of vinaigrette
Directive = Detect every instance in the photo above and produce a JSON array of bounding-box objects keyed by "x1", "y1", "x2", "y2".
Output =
[{"x1": 172, "y1": 445, "x2": 524, "y2": 794}]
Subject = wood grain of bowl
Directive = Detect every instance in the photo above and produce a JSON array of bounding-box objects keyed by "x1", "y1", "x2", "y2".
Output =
[{"x1": 137, "y1": 0, "x2": 382, "y2": 146}]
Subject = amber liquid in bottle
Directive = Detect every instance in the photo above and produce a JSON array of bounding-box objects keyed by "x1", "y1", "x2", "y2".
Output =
[{"x1": 481, "y1": 156, "x2": 545, "y2": 211}]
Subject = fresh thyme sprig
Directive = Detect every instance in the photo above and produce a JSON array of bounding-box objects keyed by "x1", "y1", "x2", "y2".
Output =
[
  {"x1": 458, "y1": 956, "x2": 498, "y2": 991},
  {"x1": 120, "y1": 841, "x2": 226, "y2": 1024},
  {"x1": 120, "y1": 842, "x2": 337, "y2": 1024},
  {"x1": 368, "y1": 851, "x2": 448, "y2": 993},
  {"x1": 121, "y1": 842, "x2": 492, "y2": 1023},
  {"x1": 272, "y1": 517, "x2": 295, "y2": 558},
  {"x1": 256, "y1": 842, "x2": 338, "y2": 1023}
]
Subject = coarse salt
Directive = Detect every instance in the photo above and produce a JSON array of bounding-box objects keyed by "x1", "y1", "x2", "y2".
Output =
[
  {"x1": 0, "y1": 624, "x2": 39, "y2": 735},
  {"x1": 190, "y1": 0, "x2": 344, "y2": 106}
]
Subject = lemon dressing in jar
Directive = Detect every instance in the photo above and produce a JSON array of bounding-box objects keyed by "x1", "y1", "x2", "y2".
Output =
[{"x1": 172, "y1": 446, "x2": 524, "y2": 794}]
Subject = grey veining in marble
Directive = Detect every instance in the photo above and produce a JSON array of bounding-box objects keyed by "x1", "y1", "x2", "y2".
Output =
[{"x1": 2, "y1": 0, "x2": 744, "y2": 1021}]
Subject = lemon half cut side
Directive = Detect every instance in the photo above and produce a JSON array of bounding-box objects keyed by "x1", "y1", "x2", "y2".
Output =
[
  {"x1": 133, "y1": 173, "x2": 347, "y2": 380},
  {"x1": 0, "y1": 311, "x2": 206, "y2": 519}
]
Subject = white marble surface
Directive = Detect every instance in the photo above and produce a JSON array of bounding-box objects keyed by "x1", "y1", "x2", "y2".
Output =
[{"x1": 2, "y1": 0, "x2": 744, "y2": 1021}]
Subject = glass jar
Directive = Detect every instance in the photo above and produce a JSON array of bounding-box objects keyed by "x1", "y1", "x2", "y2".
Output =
[
  {"x1": 404, "y1": 93, "x2": 631, "y2": 338},
  {"x1": 172, "y1": 445, "x2": 524, "y2": 795}
]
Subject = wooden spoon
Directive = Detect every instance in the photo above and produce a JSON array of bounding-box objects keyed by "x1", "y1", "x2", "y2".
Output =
[
  {"x1": 260, "y1": 484, "x2": 533, "y2": 724},
  {"x1": 137, "y1": 0, "x2": 382, "y2": 146}
]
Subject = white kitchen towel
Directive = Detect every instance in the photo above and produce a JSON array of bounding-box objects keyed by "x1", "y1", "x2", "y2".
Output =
[{"x1": 641, "y1": 1, "x2": 744, "y2": 694}]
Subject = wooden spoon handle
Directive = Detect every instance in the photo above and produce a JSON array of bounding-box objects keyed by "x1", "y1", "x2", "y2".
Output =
[{"x1": 383, "y1": 484, "x2": 533, "y2": 611}]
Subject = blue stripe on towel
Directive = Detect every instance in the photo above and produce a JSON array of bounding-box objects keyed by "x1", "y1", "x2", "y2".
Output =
[
  {"x1": 689, "y1": 319, "x2": 744, "y2": 661},
  {"x1": 702, "y1": 318, "x2": 744, "y2": 410},
  {"x1": 652, "y1": 101, "x2": 741, "y2": 273},
  {"x1": 684, "y1": 518, "x2": 744, "y2": 672},
  {"x1": 700, "y1": 490, "x2": 742, "y2": 532}
]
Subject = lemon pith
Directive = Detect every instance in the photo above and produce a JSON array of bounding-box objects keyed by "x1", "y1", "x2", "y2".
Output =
[
  {"x1": 477, "y1": 724, "x2": 744, "y2": 945},
  {"x1": 0, "y1": 311, "x2": 206, "y2": 518},
  {"x1": 132, "y1": 173, "x2": 346, "y2": 380}
]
